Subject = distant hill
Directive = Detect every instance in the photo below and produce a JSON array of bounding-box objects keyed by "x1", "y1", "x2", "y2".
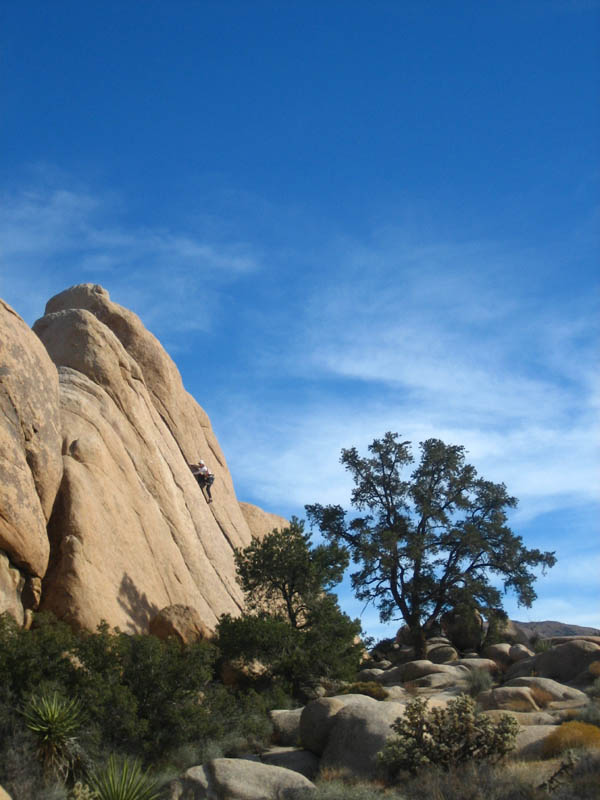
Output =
[{"x1": 511, "y1": 620, "x2": 600, "y2": 641}]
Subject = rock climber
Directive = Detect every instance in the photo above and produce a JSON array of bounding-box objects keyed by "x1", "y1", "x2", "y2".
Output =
[{"x1": 190, "y1": 460, "x2": 215, "y2": 503}]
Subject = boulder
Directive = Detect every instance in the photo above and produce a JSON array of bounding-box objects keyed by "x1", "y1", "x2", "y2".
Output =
[
  {"x1": 505, "y1": 677, "x2": 589, "y2": 706},
  {"x1": 504, "y1": 655, "x2": 537, "y2": 681},
  {"x1": 477, "y1": 686, "x2": 541, "y2": 712},
  {"x1": 483, "y1": 643, "x2": 512, "y2": 668},
  {"x1": 0, "y1": 551, "x2": 25, "y2": 625},
  {"x1": 511, "y1": 725, "x2": 558, "y2": 760},
  {"x1": 34, "y1": 302, "x2": 254, "y2": 633},
  {"x1": 411, "y1": 671, "x2": 468, "y2": 690},
  {"x1": 398, "y1": 660, "x2": 466, "y2": 682},
  {"x1": 299, "y1": 694, "x2": 375, "y2": 756},
  {"x1": 356, "y1": 668, "x2": 385, "y2": 682},
  {"x1": 299, "y1": 697, "x2": 345, "y2": 755},
  {"x1": 0, "y1": 299, "x2": 62, "y2": 617},
  {"x1": 260, "y1": 747, "x2": 320, "y2": 780},
  {"x1": 509, "y1": 643, "x2": 534, "y2": 662},
  {"x1": 270, "y1": 708, "x2": 303, "y2": 746},
  {"x1": 149, "y1": 605, "x2": 211, "y2": 644},
  {"x1": 170, "y1": 759, "x2": 315, "y2": 799},
  {"x1": 535, "y1": 640, "x2": 600, "y2": 683},
  {"x1": 427, "y1": 644, "x2": 459, "y2": 664},
  {"x1": 239, "y1": 502, "x2": 289, "y2": 541},
  {"x1": 320, "y1": 701, "x2": 405, "y2": 779},
  {"x1": 454, "y1": 658, "x2": 498, "y2": 674},
  {"x1": 382, "y1": 686, "x2": 410, "y2": 702}
]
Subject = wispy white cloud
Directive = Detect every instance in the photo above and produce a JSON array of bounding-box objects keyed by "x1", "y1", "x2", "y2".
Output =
[
  {"x1": 223, "y1": 232, "x2": 598, "y2": 532},
  {"x1": 0, "y1": 179, "x2": 261, "y2": 331}
]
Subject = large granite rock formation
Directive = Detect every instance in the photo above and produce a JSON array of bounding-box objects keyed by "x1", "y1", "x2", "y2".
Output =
[
  {"x1": 0, "y1": 299, "x2": 63, "y2": 623},
  {"x1": 239, "y1": 502, "x2": 289, "y2": 540},
  {"x1": 28, "y1": 284, "x2": 262, "y2": 633},
  {"x1": 0, "y1": 283, "x2": 285, "y2": 633}
]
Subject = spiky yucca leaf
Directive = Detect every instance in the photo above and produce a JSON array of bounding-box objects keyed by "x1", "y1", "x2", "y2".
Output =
[
  {"x1": 23, "y1": 691, "x2": 83, "y2": 779},
  {"x1": 89, "y1": 755, "x2": 161, "y2": 800}
]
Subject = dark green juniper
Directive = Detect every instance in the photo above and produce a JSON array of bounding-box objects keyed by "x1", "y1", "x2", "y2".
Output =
[{"x1": 307, "y1": 433, "x2": 556, "y2": 658}]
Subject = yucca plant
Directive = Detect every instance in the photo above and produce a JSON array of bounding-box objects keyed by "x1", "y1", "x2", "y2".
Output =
[
  {"x1": 89, "y1": 755, "x2": 161, "y2": 800},
  {"x1": 22, "y1": 691, "x2": 84, "y2": 781}
]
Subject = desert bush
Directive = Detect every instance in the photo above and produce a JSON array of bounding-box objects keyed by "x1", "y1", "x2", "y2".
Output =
[
  {"x1": 379, "y1": 694, "x2": 519, "y2": 778},
  {"x1": 532, "y1": 637, "x2": 552, "y2": 654},
  {"x1": 542, "y1": 720, "x2": 600, "y2": 758},
  {"x1": 466, "y1": 668, "x2": 493, "y2": 697},
  {"x1": 338, "y1": 682, "x2": 389, "y2": 700}
]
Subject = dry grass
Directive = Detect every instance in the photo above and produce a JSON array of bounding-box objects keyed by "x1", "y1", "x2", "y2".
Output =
[
  {"x1": 589, "y1": 660, "x2": 600, "y2": 678},
  {"x1": 542, "y1": 720, "x2": 600, "y2": 758},
  {"x1": 528, "y1": 685, "x2": 555, "y2": 709}
]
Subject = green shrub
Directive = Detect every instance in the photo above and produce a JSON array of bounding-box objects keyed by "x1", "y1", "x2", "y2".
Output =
[
  {"x1": 0, "y1": 612, "x2": 79, "y2": 700},
  {"x1": 22, "y1": 691, "x2": 85, "y2": 781},
  {"x1": 466, "y1": 668, "x2": 493, "y2": 697},
  {"x1": 89, "y1": 755, "x2": 160, "y2": 800},
  {"x1": 532, "y1": 638, "x2": 552, "y2": 654},
  {"x1": 402, "y1": 761, "x2": 540, "y2": 800},
  {"x1": 542, "y1": 720, "x2": 600, "y2": 758},
  {"x1": 574, "y1": 702, "x2": 600, "y2": 728},
  {"x1": 379, "y1": 694, "x2": 519, "y2": 778},
  {"x1": 587, "y1": 677, "x2": 600, "y2": 698},
  {"x1": 215, "y1": 602, "x2": 363, "y2": 695},
  {"x1": 337, "y1": 682, "x2": 388, "y2": 700},
  {"x1": 288, "y1": 778, "x2": 405, "y2": 799},
  {"x1": 553, "y1": 750, "x2": 600, "y2": 800}
]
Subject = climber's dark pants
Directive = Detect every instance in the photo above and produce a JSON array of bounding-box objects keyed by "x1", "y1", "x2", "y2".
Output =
[{"x1": 195, "y1": 474, "x2": 214, "y2": 499}]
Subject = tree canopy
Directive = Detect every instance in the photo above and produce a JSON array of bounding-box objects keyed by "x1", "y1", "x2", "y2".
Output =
[
  {"x1": 306, "y1": 432, "x2": 556, "y2": 657},
  {"x1": 233, "y1": 516, "x2": 349, "y2": 628},
  {"x1": 222, "y1": 518, "x2": 363, "y2": 691}
]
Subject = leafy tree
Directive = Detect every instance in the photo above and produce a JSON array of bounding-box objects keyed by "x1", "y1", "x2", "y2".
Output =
[
  {"x1": 306, "y1": 433, "x2": 556, "y2": 658},
  {"x1": 233, "y1": 516, "x2": 348, "y2": 628},
  {"x1": 222, "y1": 519, "x2": 363, "y2": 692}
]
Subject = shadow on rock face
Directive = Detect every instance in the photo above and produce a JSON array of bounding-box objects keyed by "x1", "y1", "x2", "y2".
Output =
[{"x1": 117, "y1": 572, "x2": 160, "y2": 633}]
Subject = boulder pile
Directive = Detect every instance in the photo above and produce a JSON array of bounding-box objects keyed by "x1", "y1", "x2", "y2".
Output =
[{"x1": 167, "y1": 633, "x2": 599, "y2": 796}]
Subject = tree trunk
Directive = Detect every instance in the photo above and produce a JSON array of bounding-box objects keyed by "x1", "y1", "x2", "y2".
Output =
[{"x1": 411, "y1": 625, "x2": 427, "y2": 660}]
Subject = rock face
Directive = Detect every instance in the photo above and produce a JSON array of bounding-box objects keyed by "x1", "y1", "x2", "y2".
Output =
[
  {"x1": 149, "y1": 604, "x2": 211, "y2": 644},
  {"x1": 239, "y1": 502, "x2": 289, "y2": 541},
  {"x1": 0, "y1": 299, "x2": 63, "y2": 622},
  {"x1": 7, "y1": 283, "x2": 276, "y2": 634}
]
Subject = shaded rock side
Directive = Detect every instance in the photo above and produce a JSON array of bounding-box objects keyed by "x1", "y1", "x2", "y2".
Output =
[
  {"x1": 239, "y1": 502, "x2": 289, "y2": 541},
  {"x1": 0, "y1": 299, "x2": 62, "y2": 620},
  {"x1": 33, "y1": 306, "x2": 253, "y2": 633}
]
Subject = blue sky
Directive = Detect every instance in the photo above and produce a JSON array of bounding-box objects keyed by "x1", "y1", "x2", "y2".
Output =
[{"x1": 1, "y1": 1, "x2": 598, "y2": 638}]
